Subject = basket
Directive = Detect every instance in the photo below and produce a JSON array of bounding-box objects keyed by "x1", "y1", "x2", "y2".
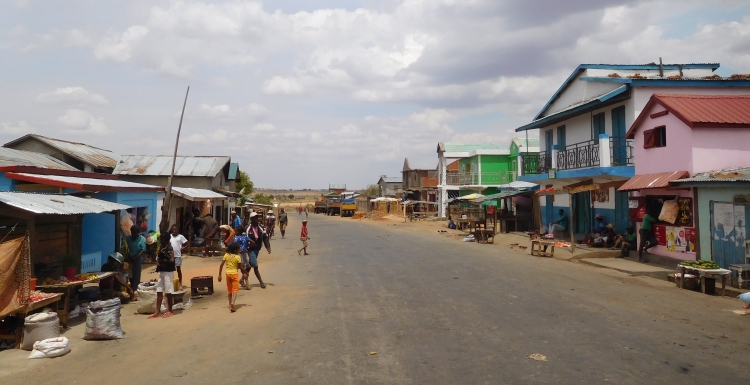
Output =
[{"x1": 674, "y1": 274, "x2": 699, "y2": 291}]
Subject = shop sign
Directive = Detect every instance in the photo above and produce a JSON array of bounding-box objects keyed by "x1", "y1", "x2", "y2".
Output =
[
  {"x1": 654, "y1": 224, "x2": 667, "y2": 246},
  {"x1": 548, "y1": 169, "x2": 556, "y2": 179}
]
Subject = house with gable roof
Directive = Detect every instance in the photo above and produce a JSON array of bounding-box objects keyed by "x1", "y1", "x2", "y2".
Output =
[
  {"x1": 4, "y1": 134, "x2": 118, "y2": 173},
  {"x1": 515, "y1": 62, "x2": 750, "y2": 236}
]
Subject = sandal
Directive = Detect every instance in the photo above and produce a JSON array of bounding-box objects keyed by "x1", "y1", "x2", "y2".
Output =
[
  {"x1": 162, "y1": 312, "x2": 175, "y2": 318},
  {"x1": 298, "y1": 250, "x2": 301, "y2": 255},
  {"x1": 147, "y1": 313, "x2": 160, "y2": 319},
  {"x1": 230, "y1": 305, "x2": 236, "y2": 312},
  {"x1": 260, "y1": 283, "x2": 267, "y2": 289}
]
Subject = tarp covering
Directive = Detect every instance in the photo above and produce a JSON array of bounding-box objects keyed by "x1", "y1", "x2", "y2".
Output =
[{"x1": 0, "y1": 236, "x2": 31, "y2": 318}]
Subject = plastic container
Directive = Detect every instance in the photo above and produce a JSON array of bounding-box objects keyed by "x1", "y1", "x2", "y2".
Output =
[
  {"x1": 29, "y1": 277, "x2": 37, "y2": 291},
  {"x1": 63, "y1": 267, "x2": 77, "y2": 281}
]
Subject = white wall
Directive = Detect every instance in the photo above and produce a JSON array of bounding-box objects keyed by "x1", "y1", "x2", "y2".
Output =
[{"x1": 539, "y1": 101, "x2": 629, "y2": 151}]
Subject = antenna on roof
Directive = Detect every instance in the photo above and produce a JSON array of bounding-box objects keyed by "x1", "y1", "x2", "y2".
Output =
[{"x1": 659, "y1": 57, "x2": 664, "y2": 77}]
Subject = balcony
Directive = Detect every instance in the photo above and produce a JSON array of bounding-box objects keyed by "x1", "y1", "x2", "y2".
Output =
[
  {"x1": 458, "y1": 171, "x2": 517, "y2": 186},
  {"x1": 557, "y1": 140, "x2": 599, "y2": 170},
  {"x1": 445, "y1": 173, "x2": 460, "y2": 186},
  {"x1": 521, "y1": 151, "x2": 550, "y2": 176},
  {"x1": 521, "y1": 136, "x2": 633, "y2": 176}
]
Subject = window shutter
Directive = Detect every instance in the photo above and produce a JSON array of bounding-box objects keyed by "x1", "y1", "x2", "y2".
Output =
[{"x1": 643, "y1": 129, "x2": 655, "y2": 149}]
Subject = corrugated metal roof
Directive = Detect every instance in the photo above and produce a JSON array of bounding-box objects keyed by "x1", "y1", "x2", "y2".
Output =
[
  {"x1": 672, "y1": 166, "x2": 750, "y2": 183},
  {"x1": 380, "y1": 176, "x2": 401, "y2": 183},
  {"x1": 113, "y1": 155, "x2": 230, "y2": 177},
  {"x1": 4, "y1": 134, "x2": 118, "y2": 169},
  {"x1": 442, "y1": 143, "x2": 505, "y2": 153},
  {"x1": 6, "y1": 173, "x2": 163, "y2": 191},
  {"x1": 0, "y1": 148, "x2": 78, "y2": 170},
  {"x1": 655, "y1": 94, "x2": 750, "y2": 127},
  {"x1": 618, "y1": 171, "x2": 689, "y2": 191},
  {"x1": 171, "y1": 187, "x2": 227, "y2": 201},
  {"x1": 0, "y1": 191, "x2": 130, "y2": 214},
  {"x1": 518, "y1": 138, "x2": 540, "y2": 148}
]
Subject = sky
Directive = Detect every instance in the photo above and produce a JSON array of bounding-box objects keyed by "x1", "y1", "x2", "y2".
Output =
[{"x1": 2, "y1": 0, "x2": 750, "y2": 189}]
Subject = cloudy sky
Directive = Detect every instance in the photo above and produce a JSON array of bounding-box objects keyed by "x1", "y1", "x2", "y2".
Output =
[{"x1": 2, "y1": 0, "x2": 750, "y2": 189}]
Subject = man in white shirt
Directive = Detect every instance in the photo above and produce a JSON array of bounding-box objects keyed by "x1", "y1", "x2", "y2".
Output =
[{"x1": 169, "y1": 224, "x2": 189, "y2": 290}]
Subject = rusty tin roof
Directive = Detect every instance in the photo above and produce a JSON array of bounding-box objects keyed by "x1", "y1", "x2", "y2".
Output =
[
  {"x1": 618, "y1": 171, "x2": 689, "y2": 191},
  {"x1": 0, "y1": 148, "x2": 79, "y2": 170},
  {"x1": 3, "y1": 134, "x2": 118, "y2": 169}
]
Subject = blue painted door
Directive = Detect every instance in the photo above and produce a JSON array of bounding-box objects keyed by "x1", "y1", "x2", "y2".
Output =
[
  {"x1": 710, "y1": 202, "x2": 748, "y2": 268},
  {"x1": 557, "y1": 125, "x2": 566, "y2": 148},
  {"x1": 614, "y1": 190, "x2": 630, "y2": 232},
  {"x1": 573, "y1": 192, "x2": 590, "y2": 234},
  {"x1": 592, "y1": 113, "x2": 605, "y2": 144},
  {"x1": 611, "y1": 106, "x2": 628, "y2": 165}
]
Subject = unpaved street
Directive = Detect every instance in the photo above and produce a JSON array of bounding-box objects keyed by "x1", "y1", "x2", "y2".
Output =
[{"x1": 2, "y1": 214, "x2": 750, "y2": 384}]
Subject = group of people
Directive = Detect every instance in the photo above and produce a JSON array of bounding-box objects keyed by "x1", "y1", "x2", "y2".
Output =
[{"x1": 546, "y1": 210, "x2": 644, "y2": 259}]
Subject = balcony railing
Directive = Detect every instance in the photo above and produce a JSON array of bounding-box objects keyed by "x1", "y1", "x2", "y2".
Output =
[
  {"x1": 558, "y1": 140, "x2": 600, "y2": 170},
  {"x1": 610, "y1": 137, "x2": 634, "y2": 166},
  {"x1": 521, "y1": 151, "x2": 550, "y2": 176},
  {"x1": 458, "y1": 171, "x2": 517, "y2": 186},
  {"x1": 445, "y1": 173, "x2": 460, "y2": 186}
]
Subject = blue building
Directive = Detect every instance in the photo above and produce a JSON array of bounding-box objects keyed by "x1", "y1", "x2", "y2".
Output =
[{"x1": 0, "y1": 167, "x2": 163, "y2": 270}]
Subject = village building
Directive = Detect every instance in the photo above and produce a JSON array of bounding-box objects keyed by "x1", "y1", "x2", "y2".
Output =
[
  {"x1": 515, "y1": 62, "x2": 750, "y2": 236},
  {"x1": 3, "y1": 134, "x2": 118, "y2": 174},
  {"x1": 376, "y1": 176, "x2": 402, "y2": 198},
  {"x1": 436, "y1": 143, "x2": 505, "y2": 217},
  {"x1": 401, "y1": 158, "x2": 438, "y2": 210},
  {"x1": 112, "y1": 155, "x2": 238, "y2": 228},
  {"x1": 619, "y1": 94, "x2": 750, "y2": 268}
]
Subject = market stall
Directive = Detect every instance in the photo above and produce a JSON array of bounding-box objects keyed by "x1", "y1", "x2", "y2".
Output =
[{"x1": 36, "y1": 272, "x2": 113, "y2": 326}]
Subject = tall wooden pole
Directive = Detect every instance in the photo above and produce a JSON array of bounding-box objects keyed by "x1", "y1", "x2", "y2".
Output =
[{"x1": 160, "y1": 86, "x2": 190, "y2": 233}]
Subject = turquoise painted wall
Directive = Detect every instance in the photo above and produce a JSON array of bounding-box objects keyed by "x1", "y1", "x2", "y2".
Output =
[
  {"x1": 0, "y1": 173, "x2": 16, "y2": 190},
  {"x1": 695, "y1": 186, "x2": 750, "y2": 262}
]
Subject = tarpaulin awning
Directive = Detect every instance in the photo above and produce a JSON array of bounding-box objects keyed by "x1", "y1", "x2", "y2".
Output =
[
  {"x1": 618, "y1": 171, "x2": 689, "y2": 191},
  {"x1": 536, "y1": 180, "x2": 628, "y2": 196},
  {"x1": 0, "y1": 236, "x2": 30, "y2": 318}
]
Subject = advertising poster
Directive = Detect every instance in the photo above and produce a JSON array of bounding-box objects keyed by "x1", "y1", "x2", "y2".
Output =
[
  {"x1": 685, "y1": 227, "x2": 697, "y2": 254},
  {"x1": 654, "y1": 224, "x2": 667, "y2": 246},
  {"x1": 666, "y1": 227, "x2": 688, "y2": 253},
  {"x1": 591, "y1": 187, "x2": 609, "y2": 203},
  {"x1": 713, "y1": 203, "x2": 735, "y2": 240}
]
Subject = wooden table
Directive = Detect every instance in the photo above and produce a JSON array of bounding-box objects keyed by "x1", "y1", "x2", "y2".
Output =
[
  {"x1": 497, "y1": 215, "x2": 518, "y2": 234},
  {"x1": 475, "y1": 229, "x2": 495, "y2": 244},
  {"x1": 37, "y1": 272, "x2": 113, "y2": 327},
  {"x1": 531, "y1": 240, "x2": 555, "y2": 257},
  {"x1": 0, "y1": 293, "x2": 63, "y2": 349},
  {"x1": 469, "y1": 220, "x2": 485, "y2": 234},
  {"x1": 455, "y1": 219, "x2": 470, "y2": 231},
  {"x1": 678, "y1": 266, "x2": 730, "y2": 296}
]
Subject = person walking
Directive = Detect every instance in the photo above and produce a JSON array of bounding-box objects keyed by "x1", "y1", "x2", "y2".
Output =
[
  {"x1": 197, "y1": 214, "x2": 219, "y2": 257},
  {"x1": 149, "y1": 234, "x2": 175, "y2": 319},
  {"x1": 638, "y1": 211, "x2": 659, "y2": 263},
  {"x1": 124, "y1": 225, "x2": 146, "y2": 292},
  {"x1": 298, "y1": 219, "x2": 310, "y2": 255},
  {"x1": 246, "y1": 212, "x2": 270, "y2": 288},
  {"x1": 169, "y1": 225, "x2": 188, "y2": 290},
  {"x1": 218, "y1": 242, "x2": 245, "y2": 312},
  {"x1": 231, "y1": 211, "x2": 242, "y2": 229},
  {"x1": 233, "y1": 226, "x2": 251, "y2": 289},
  {"x1": 278, "y1": 208, "x2": 288, "y2": 238},
  {"x1": 266, "y1": 210, "x2": 276, "y2": 240}
]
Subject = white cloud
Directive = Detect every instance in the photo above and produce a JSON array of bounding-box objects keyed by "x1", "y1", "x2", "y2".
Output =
[
  {"x1": 57, "y1": 109, "x2": 111, "y2": 135},
  {"x1": 196, "y1": 102, "x2": 270, "y2": 123},
  {"x1": 36, "y1": 87, "x2": 109, "y2": 105},
  {"x1": 252, "y1": 123, "x2": 276, "y2": 132},
  {"x1": 263, "y1": 76, "x2": 304, "y2": 95},
  {"x1": 94, "y1": 25, "x2": 149, "y2": 63},
  {"x1": 0, "y1": 121, "x2": 35, "y2": 135}
]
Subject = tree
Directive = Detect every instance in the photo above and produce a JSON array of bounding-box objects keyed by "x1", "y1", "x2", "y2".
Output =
[
  {"x1": 288, "y1": 194, "x2": 295, "y2": 200},
  {"x1": 363, "y1": 184, "x2": 380, "y2": 197},
  {"x1": 235, "y1": 171, "x2": 255, "y2": 205},
  {"x1": 253, "y1": 193, "x2": 272, "y2": 205}
]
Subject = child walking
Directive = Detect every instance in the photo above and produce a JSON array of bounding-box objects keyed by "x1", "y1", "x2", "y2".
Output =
[
  {"x1": 218, "y1": 242, "x2": 245, "y2": 312},
  {"x1": 298, "y1": 220, "x2": 310, "y2": 255}
]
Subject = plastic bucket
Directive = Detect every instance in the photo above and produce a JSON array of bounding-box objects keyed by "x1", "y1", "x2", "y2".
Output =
[
  {"x1": 64, "y1": 267, "x2": 77, "y2": 280},
  {"x1": 30, "y1": 277, "x2": 37, "y2": 291}
]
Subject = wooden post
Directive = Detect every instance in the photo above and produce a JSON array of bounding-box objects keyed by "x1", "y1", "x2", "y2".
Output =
[
  {"x1": 160, "y1": 86, "x2": 190, "y2": 233},
  {"x1": 28, "y1": 217, "x2": 35, "y2": 277},
  {"x1": 569, "y1": 190, "x2": 575, "y2": 253}
]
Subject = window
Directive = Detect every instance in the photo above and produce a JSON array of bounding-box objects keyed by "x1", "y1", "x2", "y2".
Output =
[
  {"x1": 643, "y1": 126, "x2": 666, "y2": 149},
  {"x1": 592, "y1": 113, "x2": 605, "y2": 144},
  {"x1": 556, "y1": 125, "x2": 566, "y2": 148}
]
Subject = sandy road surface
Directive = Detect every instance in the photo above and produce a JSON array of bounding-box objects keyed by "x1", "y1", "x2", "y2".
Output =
[{"x1": 2, "y1": 213, "x2": 750, "y2": 384}]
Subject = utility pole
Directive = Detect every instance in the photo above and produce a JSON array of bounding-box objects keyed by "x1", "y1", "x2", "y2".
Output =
[{"x1": 160, "y1": 86, "x2": 190, "y2": 233}]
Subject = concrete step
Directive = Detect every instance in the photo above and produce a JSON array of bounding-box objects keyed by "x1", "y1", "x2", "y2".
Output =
[{"x1": 579, "y1": 257, "x2": 673, "y2": 280}]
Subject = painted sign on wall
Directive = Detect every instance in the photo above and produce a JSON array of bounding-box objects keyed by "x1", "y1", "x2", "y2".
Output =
[{"x1": 591, "y1": 187, "x2": 609, "y2": 203}]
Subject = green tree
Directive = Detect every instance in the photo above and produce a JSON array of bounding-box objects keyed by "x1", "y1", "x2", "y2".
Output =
[
  {"x1": 288, "y1": 194, "x2": 295, "y2": 200},
  {"x1": 363, "y1": 184, "x2": 380, "y2": 197},
  {"x1": 253, "y1": 193, "x2": 272, "y2": 205},
  {"x1": 235, "y1": 171, "x2": 255, "y2": 205}
]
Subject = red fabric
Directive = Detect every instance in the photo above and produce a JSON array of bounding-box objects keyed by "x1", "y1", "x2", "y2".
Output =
[{"x1": 300, "y1": 226, "x2": 308, "y2": 238}]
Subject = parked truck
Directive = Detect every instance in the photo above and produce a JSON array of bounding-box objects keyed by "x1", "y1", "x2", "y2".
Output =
[{"x1": 340, "y1": 192, "x2": 358, "y2": 217}]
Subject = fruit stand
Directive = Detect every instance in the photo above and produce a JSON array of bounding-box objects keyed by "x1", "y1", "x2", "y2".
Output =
[
  {"x1": 678, "y1": 260, "x2": 730, "y2": 296},
  {"x1": 37, "y1": 272, "x2": 113, "y2": 327}
]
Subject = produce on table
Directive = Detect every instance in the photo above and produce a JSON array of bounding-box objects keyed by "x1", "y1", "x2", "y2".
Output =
[
  {"x1": 679, "y1": 260, "x2": 720, "y2": 270},
  {"x1": 28, "y1": 290, "x2": 56, "y2": 302}
]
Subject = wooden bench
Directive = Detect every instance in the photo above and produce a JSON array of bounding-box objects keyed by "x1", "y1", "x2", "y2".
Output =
[{"x1": 531, "y1": 240, "x2": 555, "y2": 257}]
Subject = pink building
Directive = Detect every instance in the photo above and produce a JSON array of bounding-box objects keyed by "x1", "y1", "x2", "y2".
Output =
[{"x1": 620, "y1": 94, "x2": 750, "y2": 262}]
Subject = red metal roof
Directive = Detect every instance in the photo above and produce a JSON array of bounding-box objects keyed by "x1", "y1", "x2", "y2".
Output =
[
  {"x1": 627, "y1": 94, "x2": 750, "y2": 138},
  {"x1": 618, "y1": 171, "x2": 689, "y2": 191}
]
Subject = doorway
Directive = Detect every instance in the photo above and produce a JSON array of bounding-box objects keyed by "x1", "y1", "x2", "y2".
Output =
[{"x1": 573, "y1": 192, "x2": 590, "y2": 234}]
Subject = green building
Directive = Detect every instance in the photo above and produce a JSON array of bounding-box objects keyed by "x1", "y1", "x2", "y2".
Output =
[{"x1": 458, "y1": 145, "x2": 513, "y2": 196}]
